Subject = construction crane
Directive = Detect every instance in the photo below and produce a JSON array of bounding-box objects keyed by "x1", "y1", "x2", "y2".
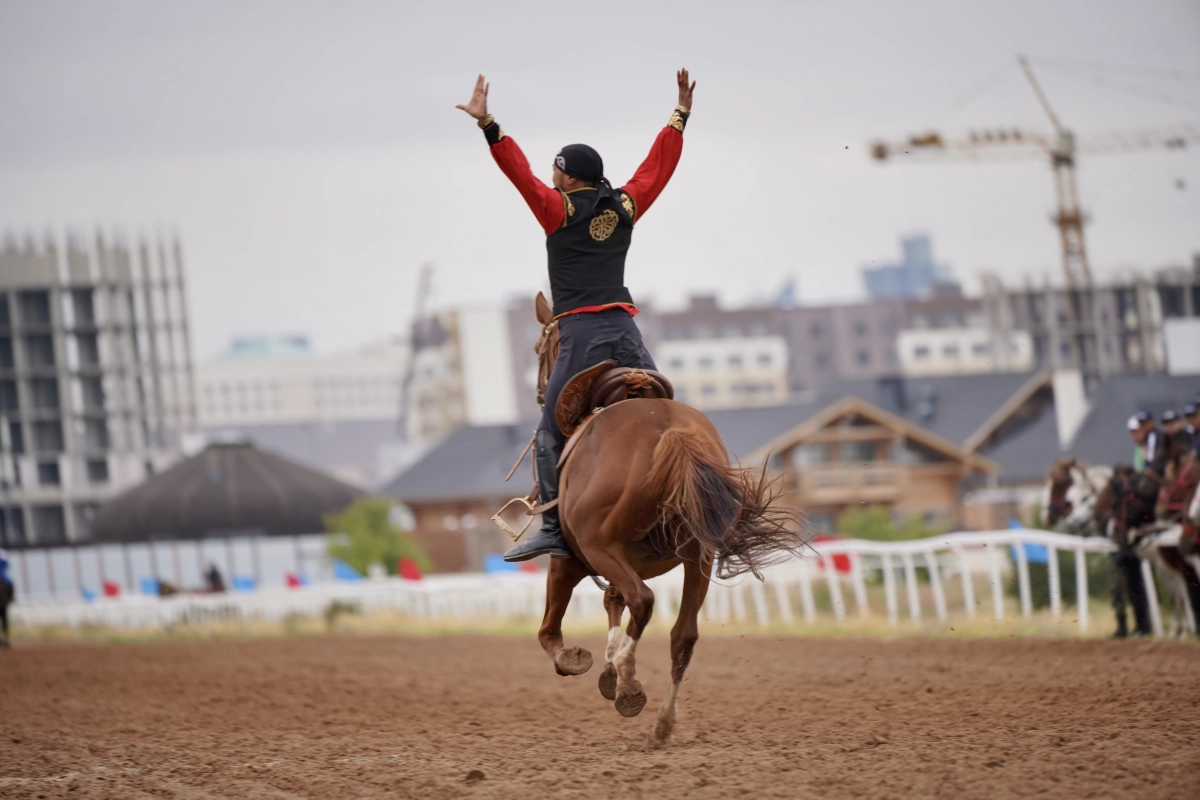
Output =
[
  {"x1": 871, "y1": 56, "x2": 1200, "y2": 292},
  {"x1": 870, "y1": 55, "x2": 1200, "y2": 378},
  {"x1": 396, "y1": 263, "x2": 433, "y2": 442}
]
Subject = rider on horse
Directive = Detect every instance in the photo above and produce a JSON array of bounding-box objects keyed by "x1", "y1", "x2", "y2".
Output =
[{"x1": 457, "y1": 70, "x2": 696, "y2": 561}]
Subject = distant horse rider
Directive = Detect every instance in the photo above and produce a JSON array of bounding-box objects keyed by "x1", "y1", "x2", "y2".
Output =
[
  {"x1": 457, "y1": 69, "x2": 696, "y2": 561},
  {"x1": 1106, "y1": 413, "x2": 1157, "y2": 638},
  {"x1": 1184, "y1": 402, "x2": 1200, "y2": 454},
  {"x1": 0, "y1": 547, "x2": 13, "y2": 648}
]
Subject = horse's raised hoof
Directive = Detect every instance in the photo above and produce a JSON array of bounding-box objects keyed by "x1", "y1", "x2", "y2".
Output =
[
  {"x1": 615, "y1": 680, "x2": 647, "y2": 718},
  {"x1": 598, "y1": 663, "x2": 617, "y2": 700},
  {"x1": 554, "y1": 646, "x2": 593, "y2": 676}
]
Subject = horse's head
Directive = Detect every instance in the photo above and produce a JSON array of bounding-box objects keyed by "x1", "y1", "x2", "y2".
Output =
[
  {"x1": 1043, "y1": 458, "x2": 1078, "y2": 528},
  {"x1": 1044, "y1": 458, "x2": 1105, "y2": 532},
  {"x1": 533, "y1": 292, "x2": 559, "y2": 408}
]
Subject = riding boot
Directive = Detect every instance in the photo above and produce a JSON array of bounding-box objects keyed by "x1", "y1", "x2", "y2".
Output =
[
  {"x1": 1109, "y1": 553, "x2": 1129, "y2": 638},
  {"x1": 503, "y1": 431, "x2": 571, "y2": 562}
]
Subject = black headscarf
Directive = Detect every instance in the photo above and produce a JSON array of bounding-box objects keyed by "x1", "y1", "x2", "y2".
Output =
[{"x1": 554, "y1": 144, "x2": 619, "y2": 209}]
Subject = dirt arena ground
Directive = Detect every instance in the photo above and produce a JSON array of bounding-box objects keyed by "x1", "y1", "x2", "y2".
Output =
[{"x1": 2, "y1": 634, "x2": 1198, "y2": 799}]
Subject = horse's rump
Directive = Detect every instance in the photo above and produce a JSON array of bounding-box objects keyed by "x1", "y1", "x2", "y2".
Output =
[{"x1": 646, "y1": 422, "x2": 806, "y2": 580}]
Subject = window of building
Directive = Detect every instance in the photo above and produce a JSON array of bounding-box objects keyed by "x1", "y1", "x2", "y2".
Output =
[
  {"x1": 839, "y1": 441, "x2": 876, "y2": 463},
  {"x1": 37, "y1": 461, "x2": 61, "y2": 486},
  {"x1": 31, "y1": 504, "x2": 67, "y2": 545},
  {"x1": 692, "y1": 323, "x2": 713, "y2": 339},
  {"x1": 964, "y1": 309, "x2": 983, "y2": 328},
  {"x1": 667, "y1": 357, "x2": 685, "y2": 371},
  {"x1": 0, "y1": 379, "x2": 17, "y2": 411},
  {"x1": 971, "y1": 342, "x2": 991, "y2": 357},
  {"x1": 18, "y1": 291, "x2": 52, "y2": 327},
  {"x1": 909, "y1": 313, "x2": 929, "y2": 329},
  {"x1": 85, "y1": 459, "x2": 109, "y2": 484},
  {"x1": 0, "y1": 294, "x2": 9, "y2": 329},
  {"x1": 748, "y1": 320, "x2": 770, "y2": 336},
  {"x1": 698, "y1": 356, "x2": 714, "y2": 370},
  {"x1": 722, "y1": 322, "x2": 742, "y2": 337},
  {"x1": 815, "y1": 352, "x2": 829, "y2": 369},
  {"x1": 0, "y1": 336, "x2": 13, "y2": 368},
  {"x1": 8, "y1": 421, "x2": 24, "y2": 454},
  {"x1": 72, "y1": 290, "x2": 96, "y2": 327},
  {"x1": 943, "y1": 344, "x2": 960, "y2": 359},
  {"x1": 810, "y1": 323, "x2": 823, "y2": 340},
  {"x1": 856, "y1": 349, "x2": 870, "y2": 366},
  {"x1": 30, "y1": 378, "x2": 60, "y2": 410},
  {"x1": 853, "y1": 321, "x2": 868, "y2": 336},
  {"x1": 936, "y1": 312, "x2": 958, "y2": 328},
  {"x1": 700, "y1": 384, "x2": 716, "y2": 397},
  {"x1": 791, "y1": 443, "x2": 829, "y2": 468},
  {"x1": 663, "y1": 324, "x2": 683, "y2": 340},
  {"x1": 727, "y1": 354, "x2": 743, "y2": 368},
  {"x1": 33, "y1": 420, "x2": 64, "y2": 454},
  {"x1": 23, "y1": 334, "x2": 55, "y2": 368}
]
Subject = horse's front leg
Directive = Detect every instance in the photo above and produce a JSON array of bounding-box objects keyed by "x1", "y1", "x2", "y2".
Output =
[
  {"x1": 655, "y1": 549, "x2": 713, "y2": 744},
  {"x1": 598, "y1": 584, "x2": 626, "y2": 701},
  {"x1": 538, "y1": 556, "x2": 593, "y2": 676}
]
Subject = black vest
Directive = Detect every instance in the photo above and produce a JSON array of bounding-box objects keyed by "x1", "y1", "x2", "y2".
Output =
[{"x1": 545, "y1": 187, "x2": 636, "y2": 317}]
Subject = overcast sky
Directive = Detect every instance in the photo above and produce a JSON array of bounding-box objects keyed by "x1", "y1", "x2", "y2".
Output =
[{"x1": 1, "y1": 0, "x2": 1198, "y2": 358}]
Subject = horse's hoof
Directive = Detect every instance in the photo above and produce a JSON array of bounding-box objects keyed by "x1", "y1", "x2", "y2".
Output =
[
  {"x1": 615, "y1": 680, "x2": 647, "y2": 718},
  {"x1": 554, "y1": 646, "x2": 593, "y2": 676},
  {"x1": 598, "y1": 663, "x2": 617, "y2": 700}
]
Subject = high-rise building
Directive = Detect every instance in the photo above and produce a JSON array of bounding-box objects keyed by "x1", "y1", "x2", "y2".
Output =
[
  {"x1": 0, "y1": 231, "x2": 196, "y2": 545},
  {"x1": 863, "y1": 234, "x2": 959, "y2": 300}
]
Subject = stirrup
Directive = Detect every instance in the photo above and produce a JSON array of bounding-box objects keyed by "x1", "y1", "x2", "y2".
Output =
[{"x1": 492, "y1": 496, "x2": 537, "y2": 542}]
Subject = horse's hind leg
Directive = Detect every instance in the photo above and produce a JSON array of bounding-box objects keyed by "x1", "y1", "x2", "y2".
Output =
[
  {"x1": 585, "y1": 546, "x2": 655, "y2": 718},
  {"x1": 655, "y1": 550, "x2": 712, "y2": 744},
  {"x1": 538, "y1": 556, "x2": 593, "y2": 676},
  {"x1": 598, "y1": 585, "x2": 626, "y2": 700}
]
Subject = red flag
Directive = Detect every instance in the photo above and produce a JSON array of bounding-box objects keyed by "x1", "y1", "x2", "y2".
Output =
[
  {"x1": 102, "y1": 580, "x2": 120, "y2": 598},
  {"x1": 285, "y1": 572, "x2": 302, "y2": 588},
  {"x1": 519, "y1": 561, "x2": 541, "y2": 574},
  {"x1": 398, "y1": 557, "x2": 423, "y2": 581}
]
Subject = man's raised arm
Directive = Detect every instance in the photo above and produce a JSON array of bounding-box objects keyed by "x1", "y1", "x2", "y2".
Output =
[
  {"x1": 457, "y1": 74, "x2": 564, "y2": 235},
  {"x1": 620, "y1": 68, "x2": 696, "y2": 223}
]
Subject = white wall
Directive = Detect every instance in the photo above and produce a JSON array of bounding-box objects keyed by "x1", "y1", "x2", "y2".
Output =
[
  {"x1": 457, "y1": 307, "x2": 518, "y2": 425},
  {"x1": 659, "y1": 335, "x2": 788, "y2": 409},
  {"x1": 898, "y1": 328, "x2": 1033, "y2": 376},
  {"x1": 1164, "y1": 319, "x2": 1200, "y2": 376}
]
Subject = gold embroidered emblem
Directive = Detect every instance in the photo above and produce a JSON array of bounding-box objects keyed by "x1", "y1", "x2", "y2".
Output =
[
  {"x1": 620, "y1": 192, "x2": 636, "y2": 222},
  {"x1": 564, "y1": 193, "x2": 575, "y2": 217},
  {"x1": 668, "y1": 110, "x2": 686, "y2": 132},
  {"x1": 588, "y1": 209, "x2": 619, "y2": 241}
]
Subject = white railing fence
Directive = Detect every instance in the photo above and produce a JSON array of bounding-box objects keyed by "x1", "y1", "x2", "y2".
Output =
[{"x1": 9, "y1": 529, "x2": 1183, "y2": 636}]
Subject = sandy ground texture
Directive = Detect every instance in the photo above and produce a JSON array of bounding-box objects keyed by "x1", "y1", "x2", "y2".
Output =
[{"x1": 1, "y1": 634, "x2": 1198, "y2": 799}]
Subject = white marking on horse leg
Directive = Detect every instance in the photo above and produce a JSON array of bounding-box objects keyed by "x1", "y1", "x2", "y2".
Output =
[
  {"x1": 605, "y1": 625, "x2": 623, "y2": 665},
  {"x1": 614, "y1": 631, "x2": 639, "y2": 683},
  {"x1": 654, "y1": 680, "x2": 681, "y2": 743}
]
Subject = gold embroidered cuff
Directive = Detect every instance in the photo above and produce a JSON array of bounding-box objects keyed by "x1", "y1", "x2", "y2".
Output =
[
  {"x1": 668, "y1": 108, "x2": 687, "y2": 133},
  {"x1": 477, "y1": 114, "x2": 495, "y2": 129}
]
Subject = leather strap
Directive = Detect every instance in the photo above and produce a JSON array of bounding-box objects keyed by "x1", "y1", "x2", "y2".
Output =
[{"x1": 504, "y1": 431, "x2": 537, "y2": 482}]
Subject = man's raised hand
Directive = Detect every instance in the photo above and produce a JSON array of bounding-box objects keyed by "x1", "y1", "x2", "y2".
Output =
[
  {"x1": 676, "y1": 68, "x2": 696, "y2": 112},
  {"x1": 456, "y1": 74, "x2": 490, "y2": 121}
]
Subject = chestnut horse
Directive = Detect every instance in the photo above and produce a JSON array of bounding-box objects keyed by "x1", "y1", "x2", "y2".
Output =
[{"x1": 526, "y1": 294, "x2": 805, "y2": 743}]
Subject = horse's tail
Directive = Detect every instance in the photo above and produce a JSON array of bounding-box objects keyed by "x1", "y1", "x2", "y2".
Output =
[{"x1": 646, "y1": 426, "x2": 808, "y2": 580}]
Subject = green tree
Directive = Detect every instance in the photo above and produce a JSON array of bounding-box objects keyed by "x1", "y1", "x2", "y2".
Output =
[
  {"x1": 325, "y1": 497, "x2": 431, "y2": 576},
  {"x1": 837, "y1": 506, "x2": 941, "y2": 541},
  {"x1": 837, "y1": 506, "x2": 901, "y2": 540}
]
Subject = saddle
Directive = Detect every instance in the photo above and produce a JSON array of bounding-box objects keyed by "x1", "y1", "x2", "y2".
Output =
[
  {"x1": 555, "y1": 360, "x2": 674, "y2": 437},
  {"x1": 492, "y1": 361, "x2": 674, "y2": 541}
]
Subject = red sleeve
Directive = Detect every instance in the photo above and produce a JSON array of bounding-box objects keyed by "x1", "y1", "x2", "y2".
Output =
[
  {"x1": 490, "y1": 136, "x2": 564, "y2": 235},
  {"x1": 620, "y1": 126, "x2": 684, "y2": 223}
]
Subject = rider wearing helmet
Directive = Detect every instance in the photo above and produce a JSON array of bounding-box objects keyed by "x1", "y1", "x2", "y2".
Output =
[{"x1": 457, "y1": 70, "x2": 695, "y2": 561}]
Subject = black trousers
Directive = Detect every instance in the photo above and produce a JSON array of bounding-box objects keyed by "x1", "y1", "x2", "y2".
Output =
[
  {"x1": 1110, "y1": 552, "x2": 1152, "y2": 635},
  {"x1": 539, "y1": 309, "x2": 656, "y2": 447}
]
